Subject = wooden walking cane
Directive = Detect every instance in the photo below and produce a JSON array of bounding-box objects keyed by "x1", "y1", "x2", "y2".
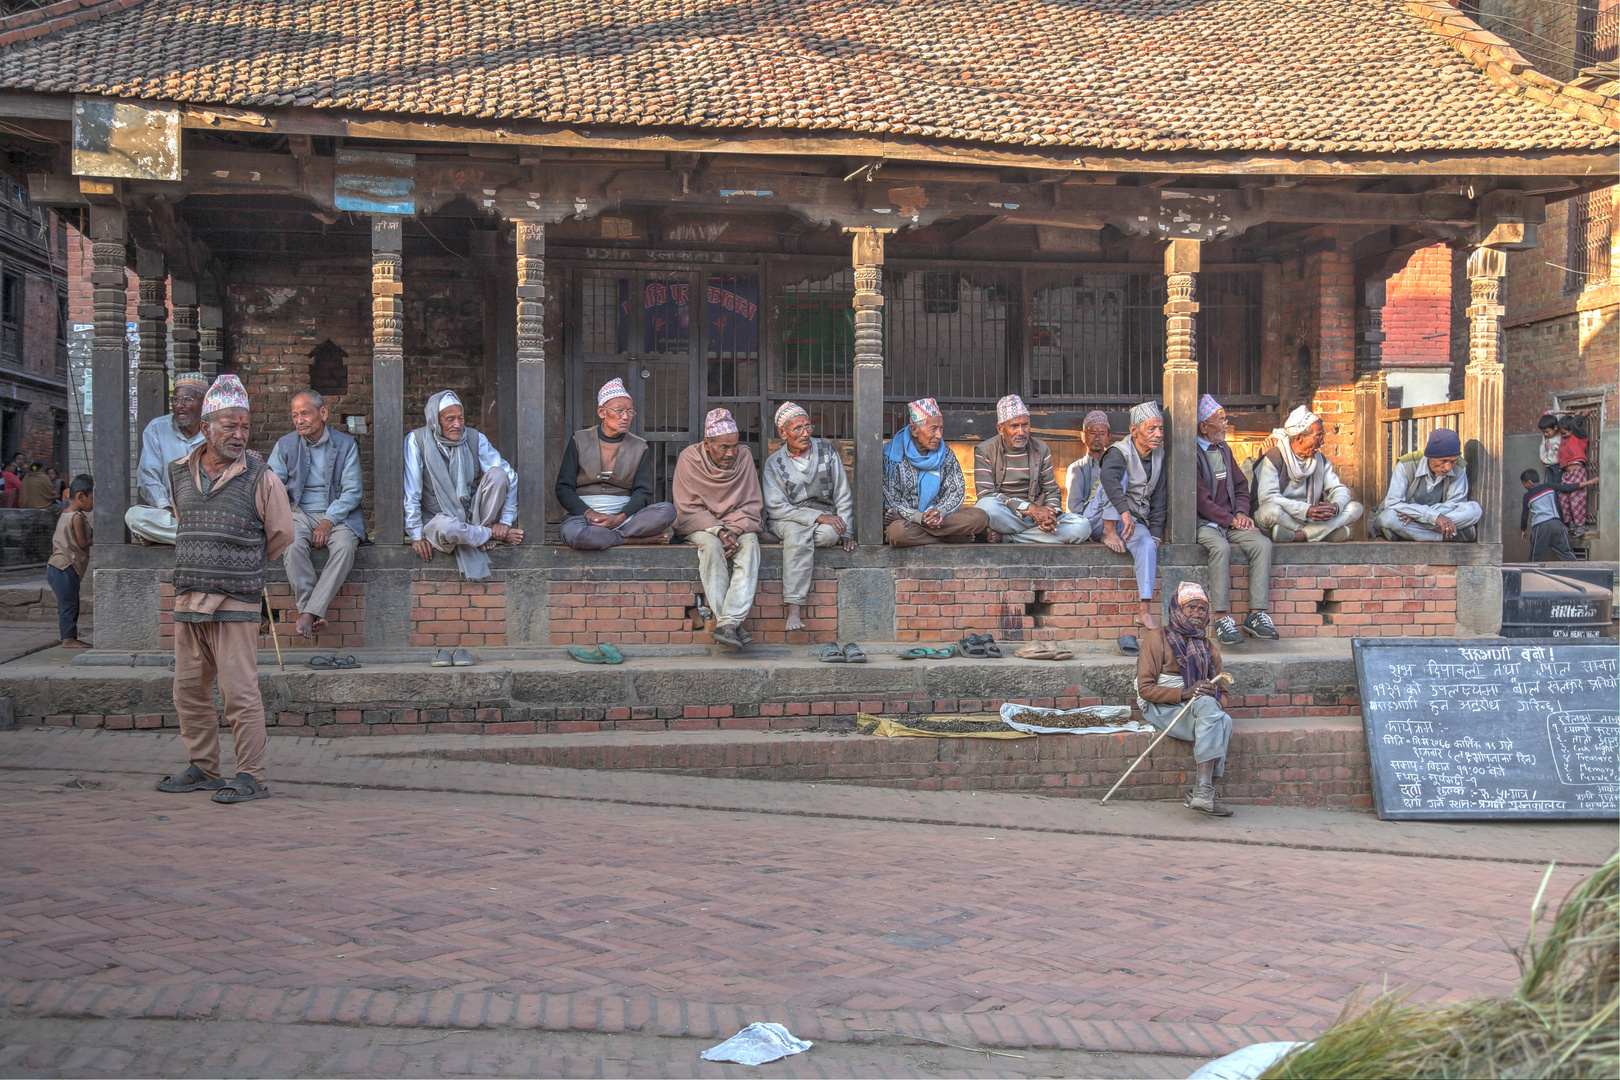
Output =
[
  {"x1": 262, "y1": 587, "x2": 285, "y2": 672},
  {"x1": 1100, "y1": 671, "x2": 1232, "y2": 803}
]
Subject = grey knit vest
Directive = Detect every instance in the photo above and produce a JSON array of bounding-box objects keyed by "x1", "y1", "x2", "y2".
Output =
[{"x1": 170, "y1": 452, "x2": 269, "y2": 603}]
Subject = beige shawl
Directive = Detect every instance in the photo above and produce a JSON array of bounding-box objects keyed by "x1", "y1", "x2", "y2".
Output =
[{"x1": 673, "y1": 441, "x2": 763, "y2": 534}]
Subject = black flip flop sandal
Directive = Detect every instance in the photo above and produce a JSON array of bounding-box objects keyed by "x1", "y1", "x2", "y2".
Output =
[
  {"x1": 957, "y1": 638, "x2": 989, "y2": 658},
  {"x1": 211, "y1": 773, "x2": 271, "y2": 804},
  {"x1": 842, "y1": 643, "x2": 868, "y2": 664},
  {"x1": 819, "y1": 643, "x2": 847, "y2": 663},
  {"x1": 307, "y1": 655, "x2": 335, "y2": 669},
  {"x1": 330, "y1": 655, "x2": 361, "y2": 669}
]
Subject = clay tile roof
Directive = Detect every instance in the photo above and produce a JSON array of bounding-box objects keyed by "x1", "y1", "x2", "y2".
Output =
[{"x1": 1, "y1": 0, "x2": 1614, "y2": 154}]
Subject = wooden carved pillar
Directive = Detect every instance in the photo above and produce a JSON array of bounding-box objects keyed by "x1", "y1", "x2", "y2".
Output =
[
  {"x1": 134, "y1": 248, "x2": 168, "y2": 439},
  {"x1": 89, "y1": 206, "x2": 130, "y2": 544},
  {"x1": 1352, "y1": 276, "x2": 1389, "y2": 527},
  {"x1": 514, "y1": 219, "x2": 547, "y2": 531},
  {"x1": 371, "y1": 215, "x2": 405, "y2": 545},
  {"x1": 1462, "y1": 246, "x2": 1506, "y2": 548},
  {"x1": 1163, "y1": 239, "x2": 1200, "y2": 545},
  {"x1": 170, "y1": 278, "x2": 199, "y2": 376},
  {"x1": 848, "y1": 227, "x2": 888, "y2": 547}
]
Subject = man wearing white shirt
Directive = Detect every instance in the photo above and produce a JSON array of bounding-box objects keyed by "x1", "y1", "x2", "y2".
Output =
[
  {"x1": 125, "y1": 373, "x2": 209, "y2": 545},
  {"x1": 404, "y1": 390, "x2": 522, "y2": 582}
]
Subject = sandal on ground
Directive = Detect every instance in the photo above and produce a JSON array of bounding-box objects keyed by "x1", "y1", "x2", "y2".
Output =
[
  {"x1": 982, "y1": 639, "x2": 1003, "y2": 658},
  {"x1": 211, "y1": 773, "x2": 271, "y2": 804},
  {"x1": 956, "y1": 638, "x2": 989, "y2": 658},
  {"x1": 155, "y1": 764, "x2": 227, "y2": 793},
  {"x1": 330, "y1": 655, "x2": 361, "y2": 669},
  {"x1": 1117, "y1": 635, "x2": 1140, "y2": 656},
  {"x1": 842, "y1": 642, "x2": 867, "y2": 664},
  {"x1": 1015, "y1": 643, "x2": 1059, "y2": 660},
  {"x1": 899, "y1": 647, "x2": 955, "y2": 660},
  {"x1": 307, "y1": 655, "x2": 336, "y2": 669},
  {"x1": 569, "y1": 644, "x2": 624, "y2": 665},
  {"x1": 818, "y1": 643, "x2": 847, "y2": 663}
]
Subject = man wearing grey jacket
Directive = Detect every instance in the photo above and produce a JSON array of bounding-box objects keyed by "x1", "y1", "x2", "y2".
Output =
[{"x1": 763, "y1": 402, "x2": 854, "y2": 633}]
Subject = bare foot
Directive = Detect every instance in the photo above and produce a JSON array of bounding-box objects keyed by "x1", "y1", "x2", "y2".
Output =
[
  {"x1": 60, "y1": 638, "x2": 90, "y2": 649},
  {"x1": 503, "y1": 526, "x2": 525, "y2": 546},
  {"x1": 295, "y1": 613, "x2": 315, "y2": 640},
  {"x1": 1139, "y1": 601, "x2": 1159, "y2": 631},
  {"x1": 785, "y1": 603, "x2": 805, "y2": 632},
  {"x1": 1101, "y1": 524, "x2": 1126, "y2": 554}
]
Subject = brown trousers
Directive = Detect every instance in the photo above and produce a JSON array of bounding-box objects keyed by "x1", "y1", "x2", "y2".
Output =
[
  {"x1": 174, "y1": 619, "x2": 268, "y2": 783},
  {"x1": 884, "y1": 507, "x2": 990, "y2": 547}
]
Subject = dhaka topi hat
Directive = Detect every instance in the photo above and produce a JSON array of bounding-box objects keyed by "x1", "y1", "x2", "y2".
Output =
[
  {"x1": 1197, "y1": 394, "x2": 1224, "y2": 423},
  {"x1": 774, "y1": 401, "x2": 809, "y2": 433},
  {"x1": 1129, "y1": 400, "x2": 1162, "y2": 426},
  {"x1": 996, "y1": 394, "x2": 1030, "y2": 424},
  {"x1": 597, "y1": 378, "x2": 631, "y2": 407},
  {"x1": 1280, "y1": 405, "x2": 1320, "y2": 436},
  {"x1": 907, "y1": 397, "x2": 941, "y2": 425},
  {"x1": 1082, "y1": 409, "x2": 1111, "y2": 430},
  {"x1": 1175, "y1": 580, "x2": 1210, "y2": 607},
  {"x1": 201, "y1": 373, "x2": 249, "y2": 417},
  {"x1": 173, "y1": 372, "x2": 209, "y2": 392},
  {"x1": 704, "y1": 407, "x2": 739, "y2": 438},
  {"x1": 1425, "y1": 427, "x2": 1462, "y2": 459}
]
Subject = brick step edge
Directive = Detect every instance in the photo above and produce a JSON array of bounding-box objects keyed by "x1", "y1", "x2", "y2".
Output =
[{"x1": 0, "y1": 978, "x2": 1318, "y2": 1060}]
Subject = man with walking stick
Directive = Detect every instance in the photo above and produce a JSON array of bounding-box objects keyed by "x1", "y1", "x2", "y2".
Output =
[{"x1": 1133, "y1": 582, "x2": 1237, "y2": 817}]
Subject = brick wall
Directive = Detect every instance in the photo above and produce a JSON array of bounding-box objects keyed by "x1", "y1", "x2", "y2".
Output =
[
  {"x1": 1275, "y1": 231, "x2": 1364, "y2": 492},
  {"x1": 1382, "y1": 244, "x2": 1452, "y2": 367},
  {"x1": 549, "y1": 566, "x2": 839, "y2": 645},
  {"x1": 157, "y1": 569, "x2": 367, "y2": 652},
  {"x1": 410, "y1": 570, "x2": 507, "y2": 648}
]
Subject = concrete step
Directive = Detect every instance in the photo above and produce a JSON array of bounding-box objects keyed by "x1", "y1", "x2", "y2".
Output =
[{"x1": 0, "y1": 583, "x2": 93, "y2": 622}]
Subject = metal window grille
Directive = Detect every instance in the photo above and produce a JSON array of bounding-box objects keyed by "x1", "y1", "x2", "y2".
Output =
[
  {"x1": 884, "y1": 266, "x2": 1017, "y2": 405},
  {"x1": 1565, "y1": 189, "x2": 1614, "y2": 294},
  {"x1": 773, "y1": 264, "x2": 856, "y2": 441},
  {"x1": 0, "y1": 273, "x2": 20, "y2": 364},
  {"x1": 1576, "y1": 0, "x2": 1619, "y2": 68}
]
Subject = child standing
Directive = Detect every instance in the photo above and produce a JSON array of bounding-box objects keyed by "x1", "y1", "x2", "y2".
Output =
[
  {"x1": 1537, "y1": 412, "x2": 1563, "y2": 486},
  {"x1": 1556, "y1": 414, "x2": 1591, "y2": 535},
  {"x1": 47, "y1": 474, "x2": 93, "y2": 648},
  {"x1": 1520, "y1": 467, "x2": 1594, "y2": 562}
]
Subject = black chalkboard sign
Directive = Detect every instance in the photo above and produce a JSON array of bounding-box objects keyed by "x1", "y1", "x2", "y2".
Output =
[{"x1": 1354, "y1": 638, "x2": 1619, "y2": 821}]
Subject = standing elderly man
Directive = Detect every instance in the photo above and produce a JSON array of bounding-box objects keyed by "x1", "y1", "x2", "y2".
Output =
[
  {"x1": 974, "y1": 394, "x2": 1089, "y2": 544},
  {"x1": 405, "y1": 390, "x2": 522, "y2": 583},
  {"x1": 763, "y1": 402, "x2": 854, "y2": 633},
  {"x1": 1372, "y1": 427, "x2": 1480, "y2": 542},
  {"x1": 267, "y1": 389, "x2": 366, "y2": 640},
  {"x1": 1065, "y1": 409, "x2": 1114, "y2": 529},
  {"x1": 883, "y1": 398, "x2": 988, "y2": 546},
  {"x1": 1195, "y1": 395, "x2": 1277, "y2": 644},
  {"x1": 126, "y1": 372, "x2": 209, "y2": 544},
  {"x1": 155, "y1": 374, "x2": 294, "y2": 806},
  {"x1": 555, "y1": 378, "x2": 676, "y2": 549},
  {"x1": 1085, "y1": 401, "x2": 1167, "y2": 635},
  {"x1": 675, "y1": 408, "x2": 764, "y2": 651},
  {"x1": 1252, "y1": 405, "x2": 1364, "y2": 543}
]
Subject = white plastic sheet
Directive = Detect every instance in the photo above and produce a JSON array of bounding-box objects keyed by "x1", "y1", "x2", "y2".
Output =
[
  {"x1": 1187, "y1": 1041, "x2": 1307, "y2": 1079},
  {"x1": 998, "y1": 702, "x2": 1152, "y2": 735},
  {"x1": 700, "y1": 1022, "x2": 813, "y2": 1065}
]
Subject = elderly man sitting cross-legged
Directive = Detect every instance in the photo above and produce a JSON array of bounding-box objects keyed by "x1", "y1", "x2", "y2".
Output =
[
  {"x1": 125, "y1": 372, "x2": 209, "y2": 545},
  {"x1": 267, "y1": 389, "x2": 366, "y2": 641},
  {"x1": 675, "y1": 408, "x2": 764, "y2": 651},
  {"x1": 555, "y1": 378, "x2": 676, "y2": 550},
  {"x1": 404, "y1": 390, "x2": 522, "y2": 584},
  {"x1": 883, "y1": 397, "x2": 988, "y2": 546},
  {"x1": 763, "y1": 402, "x2": 855, "y2": 633},
  {"x1": 1083, "y1": 401, "x2": 1167, "y2": 635},
  {"x1": 1372, "y1": 427, "x2": 1481, "y2": 543},
  {"x1": 974, "y1": 394, "x2": 1089, "y2": 544},
  {"x1": 1252, "y1": 406, "x2": 1364, "y2": 543},
  {"x1": 1064, "y1": 409, "x2": 1114, "y2": 531},
  {"x1": 1137, "y1": 582, "x2": 1237, "y2": 818}
]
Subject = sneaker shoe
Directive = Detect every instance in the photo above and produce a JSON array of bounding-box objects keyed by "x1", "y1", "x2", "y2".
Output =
[
  {"x1": 713, "y1": 624, "x2": 743, "y2": 650},
  {"x1": 1243, "y1": 610, "x2": 1280, "y2": 640},
  {"x1": 451, "y1": 648, "x2": 475, "y2": 667},
  {"x1": 1185, "y1": 783, "x2": 1234, "y2": 817},
  {"x1": 430, "y1": 649, "x2": 454, "y2": 668},
  {"x1": 1325, "y1": 525, "x2": 1352, "y2": 542},
  {"x1": 1213, "y1": 616, "x2": 1244, "y2": 645},
  {"x1": 1271, "y1": 524, "x2": 1299, "y2": 543}
]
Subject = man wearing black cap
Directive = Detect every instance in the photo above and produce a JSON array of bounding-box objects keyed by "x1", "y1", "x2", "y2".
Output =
[{"x1": 1372, "y1": 427, "x2": 1480, "y2": 542}]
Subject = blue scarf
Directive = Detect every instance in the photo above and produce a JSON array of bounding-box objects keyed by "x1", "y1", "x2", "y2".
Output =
[{"x1": 884, "y1": 427, "x2": 950, "y2": 512}]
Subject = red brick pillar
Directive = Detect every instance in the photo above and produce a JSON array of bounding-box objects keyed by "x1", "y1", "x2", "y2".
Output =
[{"x1": 1311, "y1": 241, "x2": 1358, "y2": 493}]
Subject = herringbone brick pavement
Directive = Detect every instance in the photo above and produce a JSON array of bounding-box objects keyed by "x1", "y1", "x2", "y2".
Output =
[{"x1": 1, "y1": 727, "x2": 1609, "y2": 1072}]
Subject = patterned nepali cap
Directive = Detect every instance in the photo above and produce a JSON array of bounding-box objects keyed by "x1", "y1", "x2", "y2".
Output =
[
  {"x1": 597, "y1": 378, "x2": 631, "y2": 406},
  {"x1": 703, "y1": 407, "x2": 738, "y2": 438},
  {"x1": 1197, "y1": 394, "x2": 1223, "y2": 423},
  {"x1": 996, "y1": 394, "x2": 1029, "y2": 424},
  {"x1": 1175, "y1": 581, "x2": 1210, "y2": 607},
  {"x1": 907, "y1": 397, "x2": 942, "y2": 424},
  {"x1": 774, "y1": 401, "x2": 809, "y2": 432},
  {"x1": 173, "y1": 372, "x2": 209, "y2": 392},
  {"x1": 1082, "y1": 409, "x2": 1111, "y2": 430},
  {"x1": 1281, "y1": 405, "x2": 1320, "y2": 435},
  {"x1": 1129, "y1": 400, "x2": 1162, "y2": 426},
  {"x1": 201, "y1": 373, "x2": 249, "y2": 417}
]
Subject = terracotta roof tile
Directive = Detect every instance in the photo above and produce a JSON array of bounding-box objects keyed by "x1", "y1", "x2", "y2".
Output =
[{"x1": 1, "y1": 0, "x2": 1613, "y2": 153}]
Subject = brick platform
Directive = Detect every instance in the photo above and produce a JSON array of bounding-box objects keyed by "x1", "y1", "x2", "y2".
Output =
[{"x1": 92, "y1": 539, "x2": 1502, "y2": 652}]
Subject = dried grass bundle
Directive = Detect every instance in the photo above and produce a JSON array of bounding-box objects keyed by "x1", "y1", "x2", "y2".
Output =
[{"x1": 1262, "y1": 851, "x2": 1618, "y2": 1080}]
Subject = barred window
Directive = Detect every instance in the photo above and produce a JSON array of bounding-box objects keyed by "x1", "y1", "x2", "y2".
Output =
[{"x1": 1565, "y1": 189, "x2": 1613, "y2": 294}]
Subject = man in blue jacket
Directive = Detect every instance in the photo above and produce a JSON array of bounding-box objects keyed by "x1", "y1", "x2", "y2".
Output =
[{"x1": 267, "y1": 389, "x2": 366, "y2": 639}]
